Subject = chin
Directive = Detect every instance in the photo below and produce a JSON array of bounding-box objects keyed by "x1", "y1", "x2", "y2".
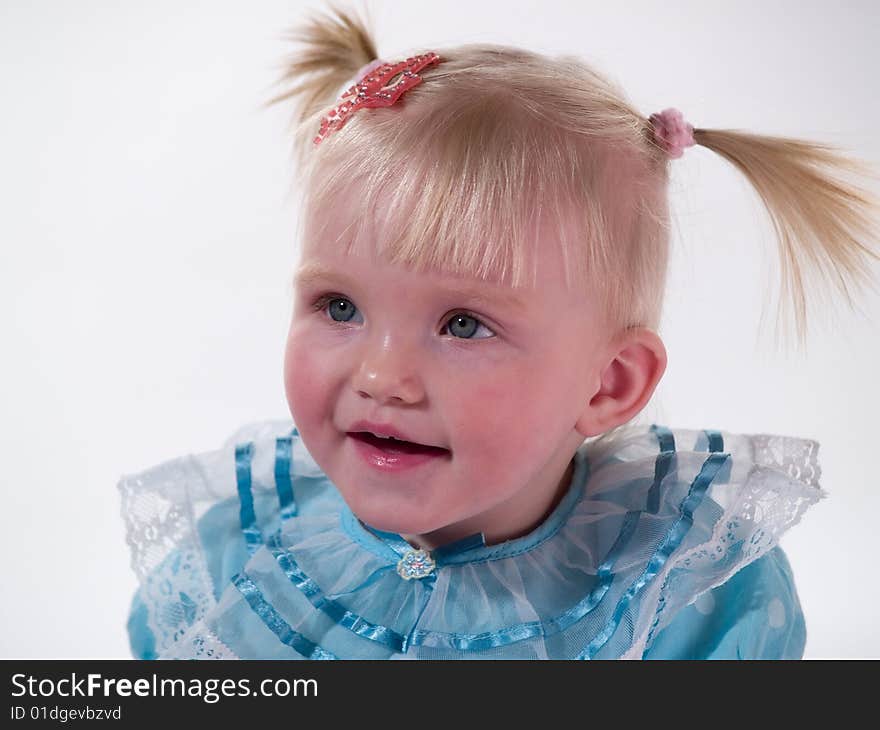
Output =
[
  {"x1": 347, "y1": 500, "x2": 444, "y2": 536},
  {"x1": 358, "y1": 512, "x2": 425, "y2": 535}
]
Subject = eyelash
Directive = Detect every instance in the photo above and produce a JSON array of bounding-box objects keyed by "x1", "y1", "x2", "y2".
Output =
[{"x1": 309, "y1": 294, "x2": 497, "y2": 340}]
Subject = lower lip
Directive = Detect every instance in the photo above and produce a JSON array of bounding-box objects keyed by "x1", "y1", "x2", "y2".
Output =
[{"x1": 348, "y1": 434, "x2": 450, "y2": 472}]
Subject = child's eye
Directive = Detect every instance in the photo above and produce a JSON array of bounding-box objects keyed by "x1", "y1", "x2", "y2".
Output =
[
  {"x1": 441, "y1": 312, "x2": 495, "y2": 340},
  {"x1": 311, "y1": 295, "x2": 496, "y2": 340},
  {"x1": 314, "y1": 295, "x2": 361, "y2": 324}
]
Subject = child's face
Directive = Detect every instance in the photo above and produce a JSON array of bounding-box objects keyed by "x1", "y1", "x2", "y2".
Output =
[{"x1": 284, "y1": 212, "x2": 613, "y2": 544}]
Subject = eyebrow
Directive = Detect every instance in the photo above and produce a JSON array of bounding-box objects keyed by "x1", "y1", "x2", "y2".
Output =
[{"x1": 292, "y1": 263, "x2": 528, "y2": 312}]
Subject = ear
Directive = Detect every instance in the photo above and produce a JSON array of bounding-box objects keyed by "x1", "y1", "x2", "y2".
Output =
[{"x1": 574, "y1": 327, "x2": 667, "y2": 438}]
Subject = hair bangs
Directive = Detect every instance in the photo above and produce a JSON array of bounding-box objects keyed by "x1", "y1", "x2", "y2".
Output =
[{"x1": 304, "y1": 84, "x2": 594, "y2": 292}]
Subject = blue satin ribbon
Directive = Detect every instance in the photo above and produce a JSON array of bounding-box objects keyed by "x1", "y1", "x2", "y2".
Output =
[
  {"x1": 235, "y1": 443, "x2": 263, "y2": 555},
  {"x1": 264, "y1": 531, "x2": 409, "y2": 651},
  {"x1": 359, "y1": 523, "x2": 488, "y2": 563},
  {"x1": 360, "y1": 525, "x2": 424, "y2": 559},
  {"x1": 639, "y1": 428, "x2": 724, "y2": 654},
  {"x1": 232, "y1": 571, "x2": 337, "y2": 659},
  {"x1": 274, "y1": 436, "x2": 298, "y2": 521},
  {"x1": 236, "y1": 430, "x2": 303, "y2": 554},
  {"x1": 647, "y1": 425, "x2": 676, "y2": 514},
  {"x1": 432, "y1": 533, "x2": 487, "y2": 561},
  {"x1": 577, "y1": 442, "x2": 729, "y2": 659}
]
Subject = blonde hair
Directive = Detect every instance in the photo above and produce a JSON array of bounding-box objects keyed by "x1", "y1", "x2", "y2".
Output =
[{"x1": 264, "y1": 2, "x2": 880, "y2": 352}]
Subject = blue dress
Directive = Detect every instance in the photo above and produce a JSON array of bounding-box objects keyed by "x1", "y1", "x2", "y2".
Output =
[{"x1": 119, "y1": 420, "x2": 823, "y2": 660}]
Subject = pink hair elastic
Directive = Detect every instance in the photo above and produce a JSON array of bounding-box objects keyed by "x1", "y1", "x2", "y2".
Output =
[{"x1": 649, "y1": 108, "x2": 696, "y2": 159}]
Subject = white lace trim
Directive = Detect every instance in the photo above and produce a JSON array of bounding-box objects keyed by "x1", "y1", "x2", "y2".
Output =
[
  {"x1": 118, "y1": 456, "x2": 217, "y2": 657},
  {"x1": 161, "y1": 622, "x2": 239, "y2": 660},
  {"x1": 119, "y1": 420, "x2": 305, "y2": 658},
  {"x1": 623, "y1": 432, "x2": 825, "y2": 659},
  {"x1": 750, "y1": 433, "x2": 821, "y2": 488}
]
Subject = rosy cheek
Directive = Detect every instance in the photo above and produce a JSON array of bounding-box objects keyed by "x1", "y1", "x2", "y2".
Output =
[
  {"x1": 453, "y1": 375, "x2": 532, "y2": 449},
  {"x1": 283, "y1": 331, "x2": 329, "y2": 428}
]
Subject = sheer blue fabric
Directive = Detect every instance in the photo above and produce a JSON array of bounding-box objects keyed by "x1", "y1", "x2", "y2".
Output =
[{"x1": 119, "y1": 420, "x2": 822, "y2": 660}]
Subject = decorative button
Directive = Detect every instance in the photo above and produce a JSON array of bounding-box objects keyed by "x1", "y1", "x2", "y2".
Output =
[{"x1": 396, "y1": 549, "x2": 436, "y2": 580}]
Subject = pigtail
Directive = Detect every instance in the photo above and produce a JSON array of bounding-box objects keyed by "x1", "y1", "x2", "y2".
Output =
[
  {"x1": 262, "y1": 1, "x2": 378, "y2": 168},
  {"x1": 689, "y1": 127, "x2": 880, "y2": 350}
]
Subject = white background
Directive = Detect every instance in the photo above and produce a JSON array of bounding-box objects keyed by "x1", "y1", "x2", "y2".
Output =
[{"x1": 2, "y1": 0, "x2": 878, "y2": 658}]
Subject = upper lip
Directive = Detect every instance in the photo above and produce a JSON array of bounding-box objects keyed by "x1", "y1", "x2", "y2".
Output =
[{"x1": 347, "y1": 419, "x2": 447, "y2": 450}]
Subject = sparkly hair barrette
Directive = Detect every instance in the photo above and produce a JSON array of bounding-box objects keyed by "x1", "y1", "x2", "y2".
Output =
[{"x1": 313, "y1": 52, "x2": 442, "y2": 146}]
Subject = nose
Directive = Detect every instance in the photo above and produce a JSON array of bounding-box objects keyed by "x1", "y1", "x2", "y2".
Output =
[{"x1": 352, "y1": 332, "x2": 425, "y2": 405}]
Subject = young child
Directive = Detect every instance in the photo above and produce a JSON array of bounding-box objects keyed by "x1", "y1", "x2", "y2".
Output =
[{"x1": 119, "y1": 5, "x2": 879, "y2": 660}]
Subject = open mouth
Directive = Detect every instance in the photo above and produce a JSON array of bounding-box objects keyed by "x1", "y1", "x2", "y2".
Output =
[{"x1": 347, "y1": 432, "x2": 450, "y2": 456}]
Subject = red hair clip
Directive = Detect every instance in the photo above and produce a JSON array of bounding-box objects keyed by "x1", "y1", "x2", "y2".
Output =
[{"x1": 313, "y1": 52, "x2": 442, "y2": 146}]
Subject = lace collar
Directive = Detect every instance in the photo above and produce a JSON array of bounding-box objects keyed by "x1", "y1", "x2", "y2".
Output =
[{"x1": 120, "y1": 420, "x2": 824, "y2": 660}]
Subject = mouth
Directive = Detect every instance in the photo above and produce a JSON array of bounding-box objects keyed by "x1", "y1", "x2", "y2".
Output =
[{"x1": 347, "y1": 431, "x2": 450, "y2": 456}]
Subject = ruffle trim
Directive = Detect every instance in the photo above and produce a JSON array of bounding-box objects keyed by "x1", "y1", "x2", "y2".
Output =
[{"x1": 119, "y1": 421, "x2": 824, "y2": 659}]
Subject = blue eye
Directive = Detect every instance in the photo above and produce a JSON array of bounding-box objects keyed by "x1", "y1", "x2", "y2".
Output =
[
  {"x1": 312, "y1": 295, "x2": 496, "y2": 340},
  {"x1": 442, "y1": 313, "x2": 495, "y2": 340},
  {"x1": 325, "y1": 297, "x2": 358, "y2": 323}
]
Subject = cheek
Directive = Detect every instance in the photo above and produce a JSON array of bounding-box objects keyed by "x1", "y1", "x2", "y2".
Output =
[
  {"x1": 450, "y1": 370, "x2": 535, "y2": 454},
  {"x1": 283, "y1": 326, "x2": 332, "y2": 426},
  {"x1": 451, "y1": 358, "x2": 580, "y2": 455}
]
